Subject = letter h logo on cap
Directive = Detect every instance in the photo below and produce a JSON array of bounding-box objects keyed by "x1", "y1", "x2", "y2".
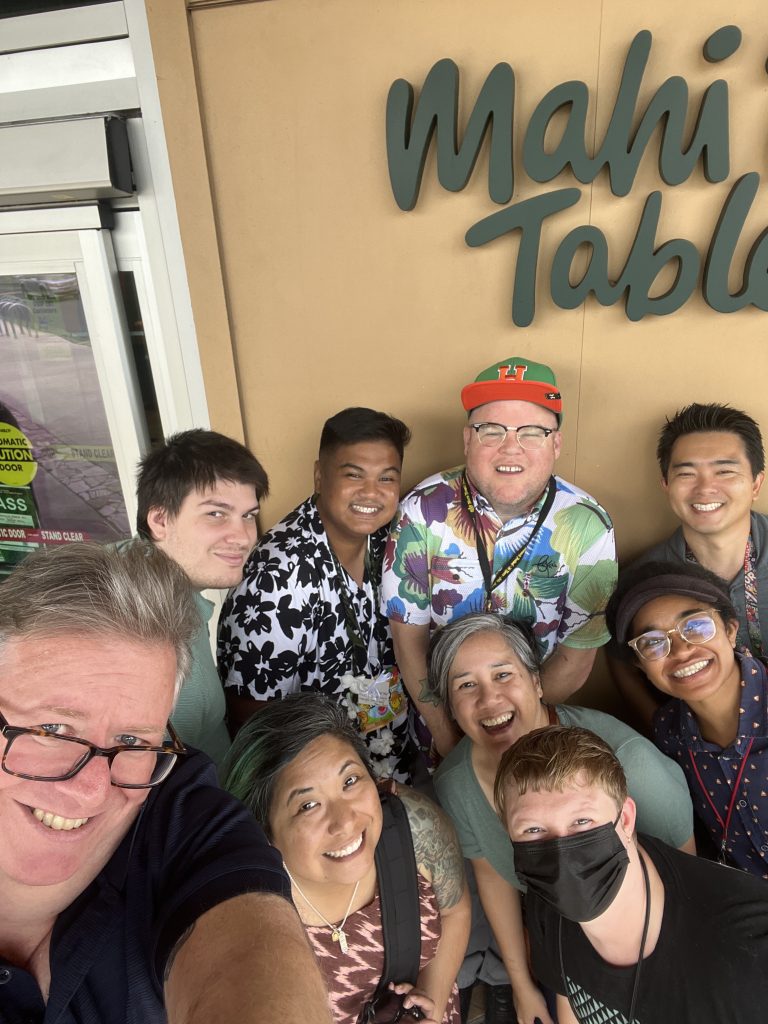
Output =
[
  {"x1": 460, "y1": 356, "x2": 562, "y2": 424},
  {"x1": 498, "y1": 363, "x2": 529, "y2": 382}
]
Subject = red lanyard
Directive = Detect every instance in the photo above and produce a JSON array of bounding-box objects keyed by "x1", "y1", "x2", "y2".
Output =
[
  {"x1": 684, "y1": 536, "x2": 762, "y2": 656},
  {"x1": 688, "y1": 737, "x2": 754, "y2": 863},
  {"x1": 743, "y1": 537, "x2": 764, "y2": 656}
]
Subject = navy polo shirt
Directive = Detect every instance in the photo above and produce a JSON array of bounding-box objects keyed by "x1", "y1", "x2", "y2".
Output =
[{"x1": 0, "y1": 751, "x2": 289, "y2": 1023}]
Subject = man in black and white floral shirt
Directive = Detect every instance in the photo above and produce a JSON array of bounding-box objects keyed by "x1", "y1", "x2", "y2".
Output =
[{"x1": 217, "y1": 407, "x2": 418, "y2": 781}]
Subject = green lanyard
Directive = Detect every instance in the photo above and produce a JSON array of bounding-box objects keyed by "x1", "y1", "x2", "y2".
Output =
[{"x1": 328, "y1": 543, "x2": 382, "y2": 677}]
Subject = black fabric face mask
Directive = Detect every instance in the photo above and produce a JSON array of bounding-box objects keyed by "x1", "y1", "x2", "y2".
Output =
[{"x1": 512, "y1": 813, "x2": 629, "y2": 922}]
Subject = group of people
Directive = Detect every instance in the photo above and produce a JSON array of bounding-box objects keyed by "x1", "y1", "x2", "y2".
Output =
[{"x1": 2, "y1": 353, "x2": 768, "y2": 1024}]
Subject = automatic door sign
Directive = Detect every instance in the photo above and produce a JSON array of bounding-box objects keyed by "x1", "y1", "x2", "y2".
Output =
[{"x1": 0, "y1": 422, "x2": 37, "y2": 488}]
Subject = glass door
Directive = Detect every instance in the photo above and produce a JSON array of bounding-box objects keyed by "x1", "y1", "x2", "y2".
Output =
[{"x1": 0, "y1": 211, "x2": 149, "y2": 577}]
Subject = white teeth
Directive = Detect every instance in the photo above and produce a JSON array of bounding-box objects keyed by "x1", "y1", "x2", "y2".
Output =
[
  {"x1": 692, "y1": 502, "x2": 723, "y2": 512},
  {"x1": 672, "y1": 660, "x2": 710, "y2": 678},
  {"x1": 496, "y1": 467, "x2": 523, "y2": 474},
  {"x1": 481, "y1": 712, "x2": 514, "y2": 727},
  {"x1": 351, "y1": 505, "x2": 379, "y2": 514},
  {"x1": 325, "y1": 834, "x2": 363, "y2": 858},
  {"x1": 33, "y1": 808, "x2": 89, "y2": 831}
]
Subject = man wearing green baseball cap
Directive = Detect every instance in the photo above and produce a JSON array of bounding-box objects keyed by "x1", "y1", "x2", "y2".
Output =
[{"x1": 381, "y1": 356, "x2": 617, "y2": 757}]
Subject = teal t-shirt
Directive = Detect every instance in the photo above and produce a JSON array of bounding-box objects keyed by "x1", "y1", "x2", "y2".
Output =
[
  {"x1": 112, "y1": 539, "x2": 231, "y2": 767},
  {"x1": 171, "y1": 590, "x2": 231, "y2": 768},
  {"x1": 434, "y1": 704, "x2": 694, "y2": 889}
]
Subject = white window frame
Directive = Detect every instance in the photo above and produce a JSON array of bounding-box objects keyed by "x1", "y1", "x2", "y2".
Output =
[{"x1": 0, "y1": 214, "x2": 147, "y2": 530}]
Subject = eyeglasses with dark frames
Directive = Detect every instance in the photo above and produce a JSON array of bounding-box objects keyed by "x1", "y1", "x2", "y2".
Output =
[
  {"x1": 468, "y1": 423, "x2": 555, "y2": 450},
  {"x1": 0, "y1": 711, "x2": 186, "y2": 788},
  {"x1": 628, "y1": 610, "x2": 719, "y2": 662}
]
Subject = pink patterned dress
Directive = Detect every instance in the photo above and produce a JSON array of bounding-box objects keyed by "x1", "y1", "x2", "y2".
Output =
[{"x1": 306, "y1": 873, "x2": 461, "y2": 1024}]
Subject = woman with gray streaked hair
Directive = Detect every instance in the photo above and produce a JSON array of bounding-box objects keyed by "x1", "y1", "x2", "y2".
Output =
[
  {"x1": 223, "y1": 692, "x2": 469, "y2": 1024},
  {"x1": 428, "y1": 612, "x2": 696, "y2": 1024}
]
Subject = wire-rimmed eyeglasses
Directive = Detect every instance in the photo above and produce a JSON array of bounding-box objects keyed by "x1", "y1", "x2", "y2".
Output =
[
  {"x1": 0, "y1": 710, "x2": 186, "y2": 789},
  {"x1": 628, "y1": 611, "x2": 718, "y2": 662},
  {"x1": 468, "y1": 423, "x2": 555, "y2": 450}
]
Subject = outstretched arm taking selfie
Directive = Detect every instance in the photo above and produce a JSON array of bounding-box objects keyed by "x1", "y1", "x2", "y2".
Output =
[{"x1": 164, "y1": 893, "x2": 332, "y2": 1024}]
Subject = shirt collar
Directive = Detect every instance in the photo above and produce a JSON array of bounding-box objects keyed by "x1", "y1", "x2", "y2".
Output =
[{"x1": 462, "y1": 470, "x2": 551, "y2": 526}]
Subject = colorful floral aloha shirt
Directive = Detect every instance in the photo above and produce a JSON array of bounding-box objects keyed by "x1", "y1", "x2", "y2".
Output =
[{"x1": 380, "y1": 468, "x2": 616, "y2": 658}]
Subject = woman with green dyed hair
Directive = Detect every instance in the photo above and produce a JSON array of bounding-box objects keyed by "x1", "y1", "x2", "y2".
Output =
[
  {"x1": 428, "y1": 612, "x2": 696, "y2": 1024},
  {"x1": 223, "y1": 693, "x2": 469, "y2": 1024}
]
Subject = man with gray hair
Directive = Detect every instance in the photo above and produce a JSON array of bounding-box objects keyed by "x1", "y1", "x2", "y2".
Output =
[{"x1": 0, "y1": 542, "x2": 330, "y2": 1023}]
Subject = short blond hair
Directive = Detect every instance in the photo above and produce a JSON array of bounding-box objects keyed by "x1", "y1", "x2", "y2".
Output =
[{"x1": 494, "y1": 725, "x2": 628, "y2": 821}]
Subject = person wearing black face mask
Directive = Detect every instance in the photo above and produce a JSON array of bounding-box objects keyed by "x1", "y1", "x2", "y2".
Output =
[
  {"x1": 512, "y1": 810, "x2": 630, "y2": 925},
  {"x1": 495, "y1": 725, "x2": 768, "y2": 1024}
]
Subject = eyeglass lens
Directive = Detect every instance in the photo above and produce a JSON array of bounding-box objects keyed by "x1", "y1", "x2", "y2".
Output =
[
  {"x1": 3, "y1": 733, "x2": 176, "y2": 787},
  {"x1": 634, "y1": 614, "x2": 717, "y2": 661},
  {"x1": 475, "y1": 424, "x2": 550, "y2": 449}
]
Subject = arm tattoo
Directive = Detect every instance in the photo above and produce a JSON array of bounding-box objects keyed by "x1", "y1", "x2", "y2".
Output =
[
  {"x1": 163, "y1": 921, "x2": 196, "y2": 982},
  {"x1": 400, "y1": 787, "x2": 465, "y2": 910},
  {"x1": 417, "y1": 677, "x2": 442, "y2": 708}
]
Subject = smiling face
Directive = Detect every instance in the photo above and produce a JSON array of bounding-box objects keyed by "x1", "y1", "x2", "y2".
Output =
[
  {"x1": 147, "y1": 478, "x2": 261, "y2": 590},
  {"x1": 448, "y1": 631, "x2": 548, "y2": 754},
  {"x1": 0, "y1": 633, "x2": 176, "y2": 897},
  {"x1": 504, "y1": 773, "x2": 633, "y2": 844},
  {"x1": 464, "y1": 400, "x2": 561, "y2": 521},
  {"x1": 663, "y1": 431, "x2": 764, "y2": 540},
  {"x1": 629, "y1": 594, "x2": 740, "y2": 707},
  {"x1": 268, "y1": 734, "x2": 382, "y2": 891},
  {"x1": 314, "y1": 440, "x2": 402, "y2": 548}
]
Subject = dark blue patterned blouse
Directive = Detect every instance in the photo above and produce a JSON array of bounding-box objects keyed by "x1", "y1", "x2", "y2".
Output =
[{"x1": 653, "y1": 654, "x2": 768, "y2": 879}]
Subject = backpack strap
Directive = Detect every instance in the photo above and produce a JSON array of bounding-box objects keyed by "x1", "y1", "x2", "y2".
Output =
[{"x1": 358, "y1": 791, "x2": 421, "y2": 1023}]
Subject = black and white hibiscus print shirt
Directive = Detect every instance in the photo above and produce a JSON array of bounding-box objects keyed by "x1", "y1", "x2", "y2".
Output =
[{"x1": 217, "y1": 496, "x2": 415, "y2": 781}]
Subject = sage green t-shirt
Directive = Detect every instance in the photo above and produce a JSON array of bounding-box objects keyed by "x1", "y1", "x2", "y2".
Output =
[
  {"x1": 434, "y1": 704, "x2": 694, "y2": 890},
  {"x1": 171, "y1": 590, "x2": 231, "y2": 768},
  {"x1": 113, "y1": 539, "x2": 231, "y2": 768}
]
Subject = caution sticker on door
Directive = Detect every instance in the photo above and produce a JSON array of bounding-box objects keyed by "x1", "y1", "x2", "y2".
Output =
[{"x1": 0, "y1": 422, "x2": 37, "y2": 487}]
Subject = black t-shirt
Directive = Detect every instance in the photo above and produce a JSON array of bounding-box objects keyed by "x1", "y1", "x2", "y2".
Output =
[
  {"x1": 527, "y1": 835, "x2": 768, "y2": 1023},
  {"x1": 0, "y1": 750, "x2": 289, "y2": 1024}
]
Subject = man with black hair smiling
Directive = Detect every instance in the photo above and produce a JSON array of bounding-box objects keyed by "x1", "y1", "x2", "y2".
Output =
[{"x1": 218, "y1": 407, "x2": 418, "y2": 781}]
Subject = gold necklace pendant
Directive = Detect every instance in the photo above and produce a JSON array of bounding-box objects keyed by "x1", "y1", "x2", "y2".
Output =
[{"x1": 287, "y1": 870, "x2": 359, "y2": 956}]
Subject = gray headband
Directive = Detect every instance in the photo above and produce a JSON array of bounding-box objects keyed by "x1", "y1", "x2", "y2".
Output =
[{"x1": 613, "y1": 574, "x2": 732, "y2": 646}]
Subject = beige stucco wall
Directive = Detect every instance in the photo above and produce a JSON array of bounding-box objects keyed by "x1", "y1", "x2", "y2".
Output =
[{"x1": 147, "y1": 0, "x2": 768, "y2": 708}]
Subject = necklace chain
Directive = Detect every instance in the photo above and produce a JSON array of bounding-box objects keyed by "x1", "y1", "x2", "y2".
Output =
[{"x1": 286, "y1": 871, "x2": 360, "y2": 955}]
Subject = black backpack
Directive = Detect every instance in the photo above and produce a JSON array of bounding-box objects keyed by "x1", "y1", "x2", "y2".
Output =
[{"x1": 357, "y1": 792, "x2": 422, "y2": 1023}]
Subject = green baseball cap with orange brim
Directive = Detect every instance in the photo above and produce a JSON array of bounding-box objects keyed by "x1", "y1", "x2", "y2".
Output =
[{"x1": 460, "y1": 357, "x2": 562, "y2": 425}]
